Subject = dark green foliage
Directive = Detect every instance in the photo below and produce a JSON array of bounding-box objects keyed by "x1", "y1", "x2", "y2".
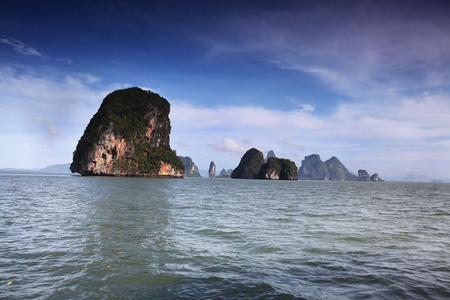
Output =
[
  {"x1": 115, "y1": 145, "x2": 184, "y2": 175},
  {"x1": 258, "y1": 157, "x2": 298, "y2": 180},
  {"x1": 278, "y1": 158, "x2": 298, "y2": 180},
  {"x1": 258, "y1": 157, "x2": 282, "y2": 178},
  {"x1": 231, "y1": 148, "x2": 265, "y2": 179}
]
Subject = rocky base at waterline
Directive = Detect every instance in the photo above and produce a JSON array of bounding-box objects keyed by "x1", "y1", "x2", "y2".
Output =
[
  {"x1": 231, "y1": 148, "x2": 298, "y2": 180},
  {"x1": 70, "y1": 87, "x2": 184, "y2": 178}
]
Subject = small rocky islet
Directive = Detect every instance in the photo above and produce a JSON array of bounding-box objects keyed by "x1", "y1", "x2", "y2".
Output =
[
  {"x1": 70, "y1": 87, "x2": 184, "y2": 177},
  {"x1": 71, "y1": 87, "x2": 382, "y2": 181}
]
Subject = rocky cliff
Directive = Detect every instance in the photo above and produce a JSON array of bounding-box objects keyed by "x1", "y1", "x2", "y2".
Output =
[
  {"x1": 209, "y1": 161, "x2": 216, "y2": 178},
  {"x1": 370, "y1": 173, "x2": 383, "y2": 182},
  {"x1": 357, "y1": 171, "x2": 384, "y2": 182},
  {"x1": 258, "y1": 157, "x2": 298, "y2": 180},
  {"x1": 70, "y1": 87, "x2": 184, "y2": 177},
  {"x1": 217, "y1": 168, "x2": 233, "y2": 178},
  {"x1": 357, "y1": 170, "x2": 371, "y2": 181},
  {"x1": 298, "y1": 154, "x2": 330, "y2": 180},
  {"x1": 265, "y1": 150, "x2": 276, "y2": 162},
  {"x1": 178, "y1": 156, "x2": 201, "y2": 177},
  {"x1": 325, "y1": 156, "x2": 357, "y2": 181}
]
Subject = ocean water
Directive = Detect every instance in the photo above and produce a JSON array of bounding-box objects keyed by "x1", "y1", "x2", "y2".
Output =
[{"x1": 1, "y1": 174, "x2": 449, "y2": 299}]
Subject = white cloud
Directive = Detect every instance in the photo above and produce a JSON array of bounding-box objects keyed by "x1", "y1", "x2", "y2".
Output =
[
  {"x1": 210, "y1": 138, "x2": 247, "y2": 153},
  {"x1": 201, "y1": 4, "x2": 450, "y2": 99},
  {"x1": 0, "y1": 65, "x2": 118, "y2": 168}
]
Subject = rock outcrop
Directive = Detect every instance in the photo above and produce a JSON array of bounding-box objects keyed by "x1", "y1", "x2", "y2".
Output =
[
  {"x1": 265, "y1": 150, "x2": 276, "y2": 162},
  {"x1": 258, "y1": 157, "x2": 298, "y2": 180},
  {"x1": 178, "y1": 156, "x2": 201, "y2": 177},
  {"x1": 357, "y1": 170, "x2": 371, "y2": 181},
  {"x1": 209, "y1": 161, "x2": 216, "y2": 178},
  {"x1": 370, "y1": 173, "x2": 383, "y2": 182},
  {"x1": 298, "y1": 154, "x2": 330, "y2": 180},
  {"x1": 70, "y1": 87, "x2": 184, "y2": 177},
  {"x1": 325, "y1": 156, "x2": 357, "y2": 181},
  {"x1": 231, "y1": 148, "x2": 297, "y2": 180},
  {"x1": 217, "y1": 168, "x2": 233, "y2": 178},
  {"x1": 231, "y1": 148, "x2": 265, "y2": 179}
]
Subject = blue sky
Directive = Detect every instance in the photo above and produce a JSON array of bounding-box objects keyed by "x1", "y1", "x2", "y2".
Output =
[{"x1": 1, "y1": 0, "x2": 450, "y2": 178}]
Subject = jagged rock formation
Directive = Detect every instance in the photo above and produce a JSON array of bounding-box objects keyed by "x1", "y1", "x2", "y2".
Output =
[
  {"x1": 231, "y1": 148, "x2": 265, "y2": 179},
  {"x1": 265, "y1": 150, "x2": 276, "y2": 162},
  {"x1": 209, "y1": 161, "x2": 216, "y2": 178},
  {"x1": 178, "y1": 156, "x2": 201, "y2": 177},
  {"x1": 70, "y1": 87, "x2": 184, "y2": 177},
  {"x1": 357, "y1": 170, "x2": 371, "y2": 181},
  {"x1": 298, "y1": 154, "x2": 330, "y2": 180},
  {"x1": 325, "y1": 156, "x2": 357, "y2": 181},
  {"x1": 217, "y1": 168, "x2": 233, "y2": 178},
  {"x1": 298, "y1": 154, "x2": 362, "y2": 181},
  {"x1": 258, "y1": 157, "x2": 298, "y2": 180}
]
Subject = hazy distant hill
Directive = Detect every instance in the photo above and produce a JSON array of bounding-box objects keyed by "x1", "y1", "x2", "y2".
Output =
[
  {"x1": 39, "y1": 163, "x2": 71, "y2": 174},
  {"x1": 0, "y1": 163, "x2": 71, "y2": 174}
]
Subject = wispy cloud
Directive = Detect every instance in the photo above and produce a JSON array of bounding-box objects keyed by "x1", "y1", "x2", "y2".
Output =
[
  {"x1": 0, "y1": 37, "x2": 43, "y2": 57},
  {"x1": 200, "y1": 2, "x2": 450, "y2": 99},
  {"x1": 45, "y1": 126, "x2": 60, "y2": 136},
  {"x1": 1, "y1": 37, "x2": 71, "y2": 63}
]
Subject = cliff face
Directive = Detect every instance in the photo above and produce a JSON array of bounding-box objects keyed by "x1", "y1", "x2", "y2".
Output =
[
  {"x1": 325, "y1": 156, "x2": 357, "y2": 181},
  {"x1": 265, "y1": 150, "x2": 276, "y2": 162},
  {"x1": 298, "y1": 154, "x2": 330, "y2": 180},
  {"x1": 70, "y1": 87, "x2": 184, "y2": 177},
  {"x1": 209, "y1": 161, "x2": 216, "y2": 178},
  {"x1": 178, "y1": 156, "x2": 201, "y2": 177},
  {"x1": 357, "y1": 170, "x2": 371, "y2": 181}
]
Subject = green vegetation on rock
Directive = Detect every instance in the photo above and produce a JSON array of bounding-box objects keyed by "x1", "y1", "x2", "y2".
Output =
[
  {"x1": 70, "y1": 87, "x2": 183, "y2": 177},
  {"x1": 231, "y1": 149, "x2": 297, "y2": 180},
  {"x1": 258, "y1": 157, "x2": 298, "y2": 180},
  {"x1": 231, "y1": 148, "x2": 265, "y2": 179}
]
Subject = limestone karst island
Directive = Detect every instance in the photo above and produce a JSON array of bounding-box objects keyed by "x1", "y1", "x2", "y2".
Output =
[{"x1": 70, "y1": 87, "x2": 185, "y2": 177}]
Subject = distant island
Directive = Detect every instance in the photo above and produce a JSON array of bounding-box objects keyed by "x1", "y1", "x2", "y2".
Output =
[
  {"x1": 231, "y1": 148, "x2": 298, "y2": 180},
  {"x1": 70, "y1": 87, "x2": 184, "y2": 177}
]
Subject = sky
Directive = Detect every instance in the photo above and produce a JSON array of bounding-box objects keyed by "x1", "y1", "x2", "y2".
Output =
[{"x1": 1, "y1": 0, "x2": 450, "y2": 179}]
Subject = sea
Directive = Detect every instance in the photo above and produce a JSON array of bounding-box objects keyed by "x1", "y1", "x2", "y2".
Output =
[{"x1": 1, "y1": 174, "x2": 449, "y2": 299}]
